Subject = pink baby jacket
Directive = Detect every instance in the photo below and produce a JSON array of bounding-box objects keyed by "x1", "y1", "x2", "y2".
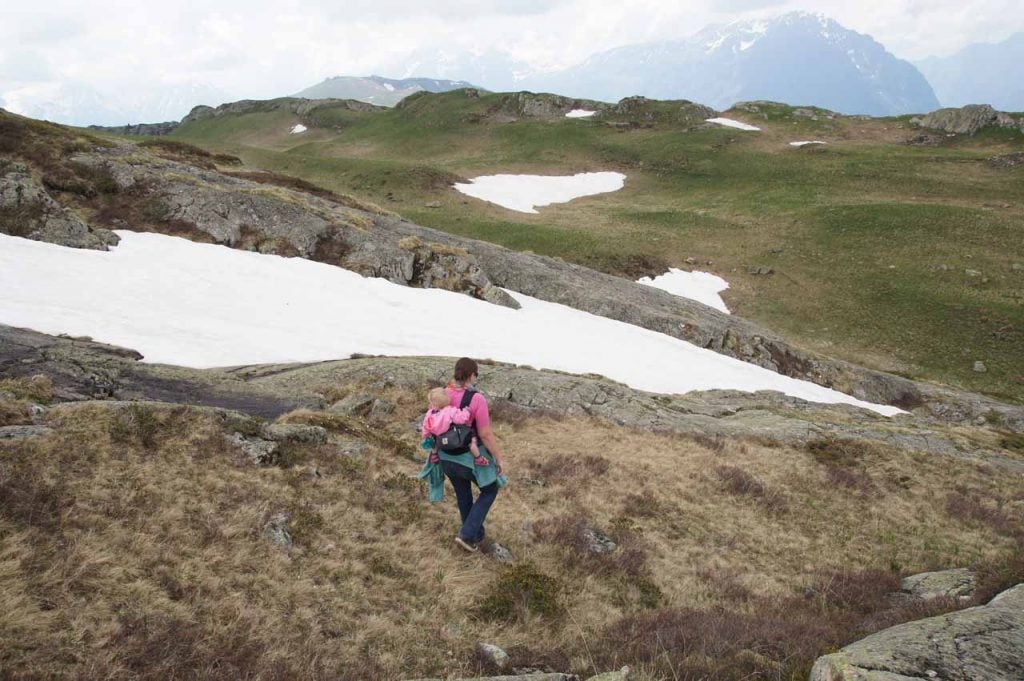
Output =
[{"x1": 421, "y1": 406, "x2": 473, "y2": 439}]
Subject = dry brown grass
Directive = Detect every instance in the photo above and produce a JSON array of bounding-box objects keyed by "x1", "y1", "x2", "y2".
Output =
[{"x1": 1, "y1": 401, "x2": 1022, "y2": 680}]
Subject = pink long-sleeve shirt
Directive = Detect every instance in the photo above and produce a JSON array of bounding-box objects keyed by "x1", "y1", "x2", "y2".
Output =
[{"x1": 421, "y1": 405, "x2": 474, "y2": 439}]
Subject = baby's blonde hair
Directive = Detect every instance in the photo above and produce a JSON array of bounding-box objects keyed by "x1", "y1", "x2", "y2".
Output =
[{"x1": 428, "y1": 387, "x2": 450, "y2": 409}]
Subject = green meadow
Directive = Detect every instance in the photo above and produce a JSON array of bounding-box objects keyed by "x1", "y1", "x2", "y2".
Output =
[{"x1": 171, "y1": 92, "x2": 1024, "y2": 402}]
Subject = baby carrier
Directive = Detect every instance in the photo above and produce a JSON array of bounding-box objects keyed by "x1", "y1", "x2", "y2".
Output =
[{"x1": 435, "y1": 389, "x2": 477, "y2": 454}]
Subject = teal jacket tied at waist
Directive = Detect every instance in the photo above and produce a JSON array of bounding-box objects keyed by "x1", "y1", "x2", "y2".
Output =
[{"x1": 417, "y1": 441, "x2": 508, "y2": 503}]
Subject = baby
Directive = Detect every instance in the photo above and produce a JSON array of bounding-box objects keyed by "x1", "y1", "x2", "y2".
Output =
[{"x1": 421, "y1": 387, "x2": 486, "y2": 466}]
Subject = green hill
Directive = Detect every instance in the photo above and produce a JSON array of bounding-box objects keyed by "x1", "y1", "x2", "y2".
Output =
[{"x1": 168, "y1": 91, "x2": 1024, "y2": 403}]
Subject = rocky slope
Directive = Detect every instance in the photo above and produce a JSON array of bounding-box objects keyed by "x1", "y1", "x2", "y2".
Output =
[
  {"x1": 1, "y1": 108, "x2": 1023, "y2": 431},
  {"x1": 811, "y1": 584, "x2": 1024, "y2": 681},
  {"x1": 2, "y1": 324, "x2": 1022, "y2": 472}
]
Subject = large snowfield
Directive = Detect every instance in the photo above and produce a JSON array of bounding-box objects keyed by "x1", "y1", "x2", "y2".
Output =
[
  {"x1": 453, "y1": 172, "x2": 626, "y2": 213},
  {"x1": 0, "y1": 232, "x2": 901, "y2": 416}
]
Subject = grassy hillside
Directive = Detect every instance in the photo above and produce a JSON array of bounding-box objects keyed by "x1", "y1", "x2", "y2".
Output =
[
  {"x1": 169, "y1": 92, "x2": 1024, "y2": 403},
  {"x1": 2, "y1": 379, "x2": 1022, "y2": 680}
]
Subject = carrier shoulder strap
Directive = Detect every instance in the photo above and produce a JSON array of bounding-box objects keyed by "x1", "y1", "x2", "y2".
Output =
[{"x1": 459, "y1": 389, "x2": 476, "y2": 410}]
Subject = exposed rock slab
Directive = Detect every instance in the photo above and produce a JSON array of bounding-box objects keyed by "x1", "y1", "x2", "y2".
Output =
[
  {"x1": 810, "y1": 584, "x2": 1024, "y2": 681},
  {"x1": 1, "y1": 325, "x2": 1021, "y2": 471},
  {"x1": 0, "y1": 161, "x2": 117, "y2": 249},
  {"x1": 0, "y1": 425, "x2": 54, "y2": 439},
  {"x1": 901, "y1": 568, "x2": 977, "y2": 601}
]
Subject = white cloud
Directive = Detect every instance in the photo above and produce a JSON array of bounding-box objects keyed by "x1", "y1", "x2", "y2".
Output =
[{"x1": 2, "y1": 0, "x2": 1021, "y2": 116}]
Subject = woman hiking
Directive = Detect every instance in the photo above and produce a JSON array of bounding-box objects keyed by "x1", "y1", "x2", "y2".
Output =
[{"x1": 421, "y1": 357, "x2": 508, "y2": 553}]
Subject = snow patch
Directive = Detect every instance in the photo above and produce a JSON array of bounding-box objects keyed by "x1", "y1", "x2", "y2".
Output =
[
  {"x1": 290, "y1": 124, "x2": 307, "y2": 134},
  {"x1": 739, "y1": 40, "x2": 755, "y2": 51},
  {"x1": 454, "y1": 172, "x2": 626, "y2": 214},
  {"x1": 638, "y1": 269, "x2": 730, "y2": 314},
  {"x1": 0, "y1": 231, "x2": 902, "y2": 416},
  {"x1": 706, "y1": 117, "x2": 761, "y2": 131},
  {"x1": 789, "y1": 140, "x2": 827, "y2": 147},
  {"x1": 382, "y1": 83, "x2": 395, "y2": 91},
  {"x1": 704, "y1": 34, "x2": 727, "y2": 53},
  {"x1": 565, "y1": 109, "x2": 597, "y2": 118}
]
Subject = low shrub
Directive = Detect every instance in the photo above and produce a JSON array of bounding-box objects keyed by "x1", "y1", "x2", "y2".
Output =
[
  {"x1": 109, "y1": 403, "x2": 161, "y2": 449},
  {"x1": 278, "y1": 409, "x2": 417, "y2": 460},
  {"x1": 476, "y1": 563, "x2": 562, "y2": 622},
  {"x1": 137, "y1": 138, "x2": 241, "y2": 169},
  {"x1": 972, "y1": 551, "x2": 1024, "y2": 603},
  {"x1": 528, "y1": 454, "x2": 610, "y2": 482},
  {"x1": 946, "y1": 489, "x2": 1023, "y2": 541},
  {"x1": 591, "y1": 567, "x2": 962, "y2": 681},
  {"x1": 714, "y1": 464, "x2": 788, "y2": 513},
  {"x1": 224, "y1": 170, "x2": 385, "y2": 214},
  {"x1": 0, "y1": 375, "x2": 55, "y2": 403},
  {"x1": 999, "y1": 431, "x2": 1024, "y2": 453},
  {"x1": 0, "y1": 399, "x2": 33, "y2": 427},
  {"x1": 805, "y1": 437, "x2": 875, "y2": 468},
  {"x1": 0, "y1": 440, "x2": 70, "y2": 531}
]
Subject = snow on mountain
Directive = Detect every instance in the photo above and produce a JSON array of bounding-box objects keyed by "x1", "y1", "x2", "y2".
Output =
[
  {"x1": 0, "y1": 81, "x2": 129, "y2": 127},
  {"x1": 401, "y1": 48, "x2": 535, "y2": 93},
  {"x1": 522, "y1": 12, "x2": 939, "y2": 115},
  {"x1": 916, "y1": 33, "x2": 1024, "y2": 111},
  {"x1": 0, "y1": 231, "x2": 901, "y2": 416}
]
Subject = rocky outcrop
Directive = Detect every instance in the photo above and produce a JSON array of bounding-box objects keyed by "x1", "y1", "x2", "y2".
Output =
[
  {"x1": 181, "y1": 97, "x2": 384, "y2": 126},
  {"x1": 88, "y1": 121, "x2": 180, "y2": 136},
  {"x1": 0, "y1": 161, "x2": 118, "y2": 249},
  {"x1": 810, "y1": 584, "x2": 1024, "y2": 681},
  {"x1": 911, "y1": 104, "x2": 1024, "y2": 135},
  {"x1": 2, "y1": 324, "x2": 1022, "y2": 471},
  {"x1": 605, "y1": 97, "x2": 716, "y2": 127},
  {"x1": 483, "y1": 92, "x2": 610, "y2": 122}
]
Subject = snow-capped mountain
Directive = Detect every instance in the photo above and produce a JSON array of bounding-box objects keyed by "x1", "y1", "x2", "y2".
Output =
[
  {"x1": 0, "y1": 81, "x2": 129, "y2": 127},
  {"x1": 522, "y1": 12, "x2": 938, "y2": 115},
  {"x1": 0, "y1": 80, "x2": 230, "y2": 127},
  {"x1": 294, "y1": 75, "x2": 481, "y2": 107},
  {"x1": 916, "y1": 33, "x2": 1024, "y2": 111},
  {"x1": 400, "y1": 48, "x2": 536, "y2": 93}
]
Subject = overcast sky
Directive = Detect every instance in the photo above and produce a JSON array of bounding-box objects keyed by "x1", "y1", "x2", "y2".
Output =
[{"x1": 2, "y1": 0, "x2": 1022, "y2": 102}]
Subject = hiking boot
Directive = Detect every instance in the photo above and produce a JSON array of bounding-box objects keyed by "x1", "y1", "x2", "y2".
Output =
[{"x1": 454, "y1": 536, "x2": 479, "y2": 553}]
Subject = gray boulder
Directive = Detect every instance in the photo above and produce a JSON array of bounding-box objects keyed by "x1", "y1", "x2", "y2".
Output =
[
  {"x1": 262, "y1": 512, "x2": 293, "y2": 550},
  {"x1": 226, "y1": 431, "x2": 279, "y2": 466},
  {"x1": 912, "y1": 104, "x2": 1014, "y2": 135},
  {"x1": 901, "y1": 568, "x2": 976, "y2": 601},
  {"x1": 582, "y1": 528, "x2": 617, "y2": 555},
  {"x1": 476, "y1": 643, "x2": 510, "y2": 669},
  {"x1": 264, "y1": 423, "x2": 328, "y2": 444},
  {"x1": 810, "y1": 583, "x2": 1024, "y2": 681}
]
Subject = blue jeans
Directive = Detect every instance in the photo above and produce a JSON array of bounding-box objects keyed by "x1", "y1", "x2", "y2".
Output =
[{"x1": 442, "y1": 460, "x2": 498, "y2": 544}]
